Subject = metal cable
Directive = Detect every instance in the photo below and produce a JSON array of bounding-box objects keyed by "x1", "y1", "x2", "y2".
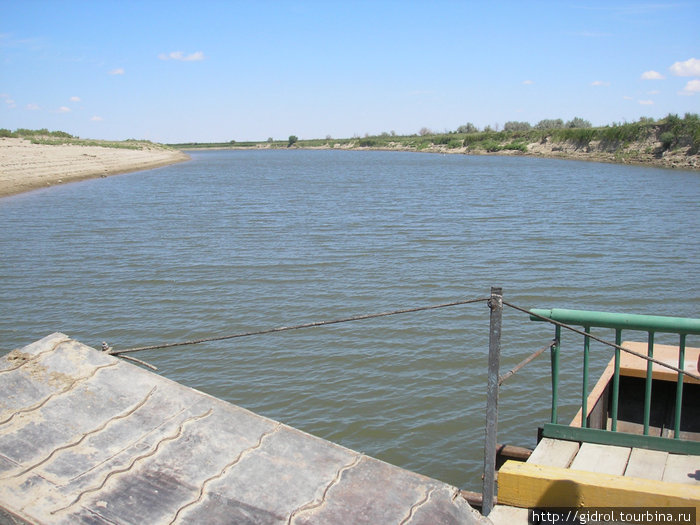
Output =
[
  {"x1": 498, "y1": 340, "x2": 555, "y2": 386},
  {"x1": 112, "y1": 297, "x2": 490, "y2": 355},
  {"x1": 503, "y1": 300, "x2": 700, "y2": 382}
]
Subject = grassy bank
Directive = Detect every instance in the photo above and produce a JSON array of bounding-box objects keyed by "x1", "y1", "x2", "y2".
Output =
[
  {"x1": 171, "y1": 114, "x2": 700, "y2": 170},
  {"x1": 6, "y1": 115, "x2": 697, "y2": 169},
  {"x1": 0, "y1": 128, "x2": 178, "y2": 152}
]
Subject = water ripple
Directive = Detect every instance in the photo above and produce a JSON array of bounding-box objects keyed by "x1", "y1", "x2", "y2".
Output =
[{"x1": 1, "y1": 150, "x2": 698, "y2": 490}]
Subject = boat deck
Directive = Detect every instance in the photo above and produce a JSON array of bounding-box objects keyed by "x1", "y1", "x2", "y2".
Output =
[
  {"x1": 491, "y1": 341, "x2": 700, "y2": 522},
  {"x1": 489, "y1": 438, "x2": 700, "y2": 525},
  {"x1": 491, "y1": 437, "x2": 699, "y2": 523},
  {"x1": 528, "y1": 437, "x2": 698, "y2": 483},
  {"x1": 0, "y1": 333, "x2": 487, "y2": 525}
]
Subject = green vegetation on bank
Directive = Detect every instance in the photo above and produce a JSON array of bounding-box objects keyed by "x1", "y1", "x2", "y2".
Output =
[
  {"x1": 0, "y1": 128, "x2": 175, "y2": 151},
  {"x1": 5, "y1": 114, "x2": 697, "y2": 159},
  {"x1": 170, "y1": 113, "x2": 700, "y2": 156}
]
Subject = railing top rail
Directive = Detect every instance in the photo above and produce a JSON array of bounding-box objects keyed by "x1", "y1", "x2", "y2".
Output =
[{"x1": 530, "y1": 308, "x2": 700, "y2": 335}]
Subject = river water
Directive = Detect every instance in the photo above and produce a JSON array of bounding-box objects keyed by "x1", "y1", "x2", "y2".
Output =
[{"x1": 1, "y1": 149, "x2": 698, "y2": 491}]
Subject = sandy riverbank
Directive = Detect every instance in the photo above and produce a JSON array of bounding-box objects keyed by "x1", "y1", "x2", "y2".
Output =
[
  {"x1": 325, "y1": 140, "x2": 699, "y2": 170},
  {"x1": 0, "y1": 138, "x2": 190, "y2": 198},
  {"x1": 192, "y1": 140, "x2": 700, "y2": 171}
]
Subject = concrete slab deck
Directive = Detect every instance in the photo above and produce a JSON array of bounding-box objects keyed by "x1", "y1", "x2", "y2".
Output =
[{"x1": 0, "y1": 333, "x2": 488, "y2": 525}]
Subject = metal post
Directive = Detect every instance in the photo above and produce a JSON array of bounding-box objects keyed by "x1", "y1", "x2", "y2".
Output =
[
  {"x1": 482, "y1": 286, "x2": 502, "y2": 516},
  {"x1": 674, "y1": 334, "x2": 686, "y2": 439},
  {"x1": 582, "y1": 326, "x2": 590, "y2": 428},
  {"x1": 551, "y1": 325, "x2": 561, "y2": 424},
  {"x1": 611, "y1": 329, "x2": 622, "y2": 432},
  {"x1": 643, "y1": 331, "x2": 654, "y2": 436}
]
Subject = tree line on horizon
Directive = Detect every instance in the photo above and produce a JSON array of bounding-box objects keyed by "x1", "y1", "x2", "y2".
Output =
[
  {"x1": 444, "y1": 116, "x2": 594, "y2": 135},
  {"x1": 3, "y1": 114, "x2": 698, "y2": 155},
  {"x1": 267, "y1": 113, "x2": 698, "y2": 155},
  {"x1": 232, "y1": 113, "x2": 697, "y2": 152}
]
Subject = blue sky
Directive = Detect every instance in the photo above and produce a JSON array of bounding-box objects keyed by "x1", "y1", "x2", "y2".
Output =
[{"x1": 2, "y1": 1, "x2": 699, "y2": 143}]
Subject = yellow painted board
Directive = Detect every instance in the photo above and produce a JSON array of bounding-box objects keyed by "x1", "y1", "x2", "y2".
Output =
[{"x1": 498, "y1": 460, "x2": 700, "y2": 509}]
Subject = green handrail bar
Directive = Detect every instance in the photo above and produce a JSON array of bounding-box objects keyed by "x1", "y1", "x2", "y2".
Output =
[
  {"x1": 530, "y1": 308, "x2": 699, "y2": 443},
  {"x1": 530, "y1": 308, "x2": 700, "y2": 334}
]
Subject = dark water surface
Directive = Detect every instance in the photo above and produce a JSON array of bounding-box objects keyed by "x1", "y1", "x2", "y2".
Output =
[{"x1": 1, "y1": 150, "x2": 698, "y2": 490}]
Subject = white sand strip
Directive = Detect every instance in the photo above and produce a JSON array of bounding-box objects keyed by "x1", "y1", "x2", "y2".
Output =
[{"x1": 0, "y1": 138, "x2": 189, "y2": 198}]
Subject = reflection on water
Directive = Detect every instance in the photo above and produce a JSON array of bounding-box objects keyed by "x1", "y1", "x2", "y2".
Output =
[{"x1": 1, "y1": 150, "x2": 698, "y2": 489}]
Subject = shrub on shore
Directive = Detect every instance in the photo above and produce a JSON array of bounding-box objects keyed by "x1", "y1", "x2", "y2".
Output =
[
  {"x1": 14, "y1": 128, "x2": 75, "y2": 139},
  {"x1": 217, "y1": 114, "x2": 692, "y2": 156},
  {"x1": 0, "y1": 128, "x2": 175, "y2": 151},
  {"x1": 10, "y1": 116, "x2": 699, "y2": 157},
  {"x1": 1, "y1": 128, "x2": 75, "y2": 139}
]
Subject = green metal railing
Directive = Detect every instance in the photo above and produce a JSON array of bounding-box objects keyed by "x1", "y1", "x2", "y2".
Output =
[{"x1": 530, "y1": 308, "x2": 700, "y2": 453}]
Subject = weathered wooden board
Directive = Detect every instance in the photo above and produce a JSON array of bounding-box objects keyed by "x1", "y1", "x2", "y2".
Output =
[
  {"x1": 620, "y1": 342, "x2": 700, "y2": 384},
  {"x1": 527, "y1": 437, "x2": 579, "y2": 468},
  {"x1": 0, "y1": 334, "x2": 487, "y2": 525},
  {"x1": 624, "y1": 448, "x2": 668, "y2": 480},
  {"x1": 569, "y1": 442, "x2": 631, "y2": 475},
  {"x1": 662, "y1": 453, "x2": 700, "y2": 485}
]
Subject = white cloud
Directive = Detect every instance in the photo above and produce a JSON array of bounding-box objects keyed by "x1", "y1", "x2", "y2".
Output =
[
  {"x1": 70, "y1": 96, "x2": 81, "y2": 102},
  {"x1": 185, "y1": 51, "x2": 204, "y2": 61},
  {"x1": 591, "y1": 80, "x2": 610, "y2": 86},
  {"x1": 647, "y1": 90, "x2": 660, "y2": 95},
  {"x1": 56, "y1": 106, "x2": 71, "y2": 113},
  {"x1": 158, "y1": 51, "x2": 205, "y2": 62},
  {"x1": 91, "y1": 115, "x2": 103, "y2": 121},
  {"x1": 522, "y1": 80, "x2": 534, "y2": 85},
  {"x1": 641, "y1": 70, "x2": 664, "y2": 80},
  {"x1": 1, "y1": 94, "x2": 16, "y2": 108},
  {"x1": 108, "y1": 68, "x2": 125, "y2": 75},
  {"x1": 638, "y1": 100, "x2": 654, "y2": 105},
  {"x1": 26, "y1": 103, "x2": 40, "y2": 110},
  {"x1": 670, "y1": 58, "x2": 700, "y2": 77},
  {"x1": 623, "y1": 95, "x2": 634, "y2": 100},
  {"x1": 680, "y1": 79, "x2": 700, "y2": 95}
]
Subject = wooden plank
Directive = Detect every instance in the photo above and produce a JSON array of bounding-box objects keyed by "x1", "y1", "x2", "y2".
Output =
[
  {"x1": 0, "y1": 333, "x2": 484, "y2": 525},
  {"x1": 498, "y1": 460, "x2": 700, "y2": 508},
  {"x1": 571, "y1": 341, "x2": 700, "y2": 429},
  {"x1": 662, "y1": 453, "x2": 700, "y2": 485},
  {"x1": 496, "y1": 443, "x2": 532, "y2": 461},
  {"x1": 620, "y1": 341, "x2": 700, "y2": 384},
  {"x1": 614, "y1": 420, "x2": 662, "y2": 437},
  {"x1": 543, "y1": 423, "x2": 700, "y2": 454},
  {"x1": 571, "y1": 357, "x2": 615, "y2": 427},
  {"x1": 496, "y1": 443, "x2": 532, "y2": 470},
  {"x1": 569, "y1": 443, "x2": 631, "y2": 475},
  {"x1": 624, "y1": 448, "x2": 668, "y2": 480},
  {"x1": 527, "y1": 438, "x2": 579, "y2": 468}
]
